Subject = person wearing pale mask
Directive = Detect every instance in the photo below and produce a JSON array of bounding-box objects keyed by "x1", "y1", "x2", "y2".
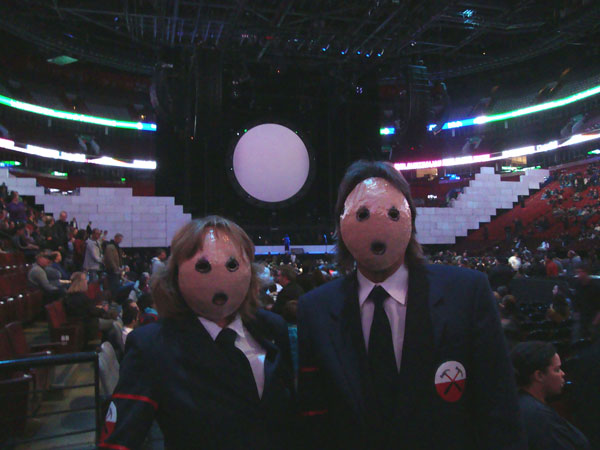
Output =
[
  {"x1": 297, "y1": 160, "x2": 525, "y2": 449},
  {"x1": 510, "y1": 341, "x2": 589, "y2": 449},
  {"x1": 99, "y1": 216, "x2": 295, "y2": 450}
]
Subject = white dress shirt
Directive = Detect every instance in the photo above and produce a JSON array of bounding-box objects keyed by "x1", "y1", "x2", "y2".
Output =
[
  {"x1": 199, "y1": 314, "x2": 267, "y2": 398},
  {"x1": 357, "y1": 265, "x2": 409, "y2": 371}
]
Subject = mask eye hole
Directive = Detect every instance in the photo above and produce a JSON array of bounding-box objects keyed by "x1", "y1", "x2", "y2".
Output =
[
  {"x1": 388, "y1": 207, "x2": 400, "y2": 221},
  {"x1": 195, "y1": 258, "x2": 211, "y2": 273},
  {"x1": 226, "y1": 257, "x2": 239, "y2": 272},
  {"x1": 356, "y1": 207, "x2": 370, "y2": 222}
]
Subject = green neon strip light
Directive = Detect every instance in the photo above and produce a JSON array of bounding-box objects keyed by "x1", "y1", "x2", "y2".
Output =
[
  {"x1": 430, "y1": 83, "x2": 600, "y2": 131},
  {"x1": 0, "y1": 94, "x2": 157, "y2": 132}
]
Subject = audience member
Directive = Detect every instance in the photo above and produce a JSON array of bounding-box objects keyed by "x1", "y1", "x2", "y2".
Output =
[
  {"x1": 150, "y1": 248, "x2": 167, "y2": 275},
  {"x1": 27, "y1": 250, "x2": 64, "y2": 301},
  {"x1": 82, "y1": 228, "x2": 103, "y2": 281},
  {"x1": 510, "y1": 341, "x2": 590, "y2": 449},
  {"x1": 6, "y1": 191, "x2": 27, "y2": 223},
  {"x1": 272, "y1": 264, "x2": 304, "y2": 315},
  {"x1": 104, "y1": 233, "x2": 125, "y2": 296},
  {"x1": 64, "y1": 272, "x2": 115, "y2": 342},
  {"x1": 120, "y1": 305, "x2": 139, "y2": 347}
]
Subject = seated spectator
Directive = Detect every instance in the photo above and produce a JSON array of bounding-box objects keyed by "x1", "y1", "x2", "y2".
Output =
[
  {"x1": 510, "y1": 341, "x2": 590, "y2": 449},
  {"x1": 49, "y1": 251, "x2": 70, "y2": 281},
  {"x1": 6, "y1": 191, "x2": 27, "y2": 223},
  {"x1": 27, "y1": 250, "x2": 65, "y2": 302},
  {"x1": 128, "y1": 272, "x2": 150, "y2": 302},
  {"x1": 121, "y1": 305, "x2": 139, "y2": 347},
  {"x1": 12, "y1": 222, "x2": 39, "y2": 257},
  {"x1": 63, "y1": 272, "x2": 116, "y2": 342},
  {"x1": 136, "y1": 293, "x2": 158, "y2": 326},
  {"x1": 545, "y1": 254, "x2": 560, "y2": 278}
]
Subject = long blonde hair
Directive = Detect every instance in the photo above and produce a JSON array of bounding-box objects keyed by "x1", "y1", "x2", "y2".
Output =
[
  {"x1": 67, "y1": 272, "x2": 88, "y2": 294},
  {"x1": 152, "y1": 216, "x2": 260, "y2": 322}
]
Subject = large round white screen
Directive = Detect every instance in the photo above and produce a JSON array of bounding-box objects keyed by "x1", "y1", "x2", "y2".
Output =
[{"x1": 232, "y1": 123, "x2": 310, "y2": 203}]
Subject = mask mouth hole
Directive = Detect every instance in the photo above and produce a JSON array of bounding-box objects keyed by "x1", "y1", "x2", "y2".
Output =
[
  {"x1": 212, "y1": 292, "x2": 229, "y2": 305},
  {"x1": 370, "y1": 241, "x2": 387, "y2": 255}
]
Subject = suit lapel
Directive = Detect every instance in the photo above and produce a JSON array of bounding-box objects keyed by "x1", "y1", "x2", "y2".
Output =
[
  {"x1": 243, "y1": 316, "x2": 282, "y2": 403},
  {"x1": 394, "y1": 265, "x2": 443, "y2": 441},
  {"x1": 172, "y1": 317, "x2": 261, "y2": 405},
  {"x1": 328, "y1": 274, "x2": 366, "y2": 419}
]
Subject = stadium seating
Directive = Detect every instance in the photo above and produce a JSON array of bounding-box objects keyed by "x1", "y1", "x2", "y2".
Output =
[{"x1": 416, "y1": 167, "x2": 549, "y2": 244}]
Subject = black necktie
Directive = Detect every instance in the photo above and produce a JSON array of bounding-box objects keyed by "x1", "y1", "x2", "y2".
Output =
[
  {"x1": 367, "y1": 285, "x2": 398, "y2": 418},
  {"x1": 216, "y1": 328, "x2": 259, "y2": 401}
]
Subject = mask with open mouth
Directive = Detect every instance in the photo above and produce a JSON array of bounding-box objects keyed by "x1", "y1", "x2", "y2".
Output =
[
  {"x1": 340, "y1": 177, "x2": 412, "y2": 273},
  {"x1": 178, "y1": 228, "x2": 251, "y2": 321}
]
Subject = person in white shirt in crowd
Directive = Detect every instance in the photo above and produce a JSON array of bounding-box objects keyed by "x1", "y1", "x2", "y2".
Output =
[
  {"x1": 508, "y1": 251, "x2": 522, "y2": 271},
  {"x1": 82, "y1": 228, "x2": 103, "y2": 282},
  {"x1": 150, "y1": 248, "x2": 167, "y2": 275},
  {"x1": 121, "y1": 305, "x2": 139, "y2": 348}
]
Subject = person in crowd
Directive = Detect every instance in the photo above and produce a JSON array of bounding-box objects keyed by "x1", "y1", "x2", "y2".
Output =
[
  {"x1": 99, "y1": 216, "x2": 295, "y2": 449},
  {"x1": 82, "y1": 228, "x2": 103, "y2": 282},
  {"x1": 150, "y1": 248, "x2": 167, "y2": 275},
  {"x1": 121, "y1": 305, "x2": 139, "y2": 347},
  {"x1": 488, "y1": 256, "x2": 516, "y2": 290},
  {"x1": 27, "y1": 250, "x2": 65, "y2": 301},
  {"x1": 573, "y1": 265, "x2": 600, "y2": 339},
  {"x1": 39, "y1": 216, "x2": 58, "y2": 250},
  {"x1": 12, "y1": 222, "x2": 39, "y2": 257},
  {"x1": 546, "y1": 285, "x2": 571, "y2": 324},
  {"x1": 510, "y1": 341, "x2": 590, "y2": 449},
  {"x1": 565, "y1": 250, "x2": 582, "y2": 277},
  {"x1": 508, "y1": 251, "x2": 522, "y2": 271},
  {"x1": 6, "y1": 191, "x2": 27, "y2": 223},
  {"x1": 69, "y1": 216, "x2": 79, "y2": 230},
  {"x1": 298, "y1": 160, "x2": 524, "y2": 448},
  {"x1": 545, "y1": 254, "x2": 560, "y2": 277},
  {"x1": 49, "y1": 251, "x2": 70, "y2": 280},
  {"x1": 72, "y1": 229, "x2": 87, "y2": 270},
  {"x1": 55, "y1": 210, "x2": 70, "y2": 252},
  {"x1": 104, "y1": 233, "x2": 125, "y2": 296},
  {"x1": 44, "y1": 251, "x2": 70, "y2": 289},
  {"x1": 86, "y1": 221, "x2": 92, "y2": 236},
  {"x1": 500, "y1": 294, "x2": 524, "y2": 348},
  {"x1": 64, "y1": 272, "x2": 116, "y2": 342},
  {"x1": 128, "y1": 271, "x2": 151, "y2": 303},
  {"x1": 272, "y1": 264, "x2": 304, "y2": 315},
  {"x1": 136, "y1": 293, "x2": 158, "y2": 326}
]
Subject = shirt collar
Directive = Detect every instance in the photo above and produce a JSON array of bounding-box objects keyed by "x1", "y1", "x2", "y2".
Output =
[
  {"x1": 357, "y1": 264, "x2": 409, "y2": 307},
  {"x1": 198, "y1": 313, "x2": 245, "y2": 341}
]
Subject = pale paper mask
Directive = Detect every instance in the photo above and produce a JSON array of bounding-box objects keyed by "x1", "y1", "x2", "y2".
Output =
[
  {"x1": 340, "y1": 177, "x2": 412, "y2": 272},
  {"x1": 178, "y1": 229, "x2": 251, "y2": 321}
]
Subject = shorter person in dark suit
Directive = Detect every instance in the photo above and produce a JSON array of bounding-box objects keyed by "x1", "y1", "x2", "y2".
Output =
[
  {"x1": 63, "y1": 272, "x2": 115, "y2": 341},
  {"x1": 510, "y1": 341, "x2": 590, "y2": 449},
  {"x1": 99, "y1": 216, "x2": 295, "y2": 449},
  {"x1": 272, "y1": 265, "x2": 304, "y2": 316}
]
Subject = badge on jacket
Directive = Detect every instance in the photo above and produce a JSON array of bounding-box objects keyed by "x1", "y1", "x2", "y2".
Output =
[{"x1": 435, "y1": 361, "x2": 466, "y2": 402}]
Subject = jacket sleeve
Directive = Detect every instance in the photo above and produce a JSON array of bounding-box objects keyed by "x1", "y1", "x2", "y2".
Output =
[
  {"x1": 297, "y1": 298, "x2": 331, "y2": 447},
  {"x1": 99, "y1": 330, "x2": 157, "y2": 449},
  {"x1": 104, "y1": 245, "x2": 119, "y2": 273},
  {"x1": 469, "y1": 273, "x2": 527, "y2": 449}
]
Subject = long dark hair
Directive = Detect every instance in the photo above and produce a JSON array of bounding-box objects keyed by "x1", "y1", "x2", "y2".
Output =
[{"x1": 334, "y1": 160, "x2": 425, "y2": 271}]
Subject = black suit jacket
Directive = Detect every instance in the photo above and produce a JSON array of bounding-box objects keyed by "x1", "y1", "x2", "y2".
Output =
[
  {"x1": 99, "y1": 309, "x2": 296, "y2": 450},
  {"x1": 298, "y1": 264, "x2": 526, "y2": 450}
]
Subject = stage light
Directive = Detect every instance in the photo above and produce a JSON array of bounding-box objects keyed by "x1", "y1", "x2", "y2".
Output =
[
  {"x1": 428, "y1": 84, "x2": 600, "y2": 132},
  {"x1": 380, "y1": 127, "x2": 395, "y2": 135},
  {"x1": 394, "y1": 132, "x2": 600, "y2": 170},
  {"x1": 0, "y1": 94, "x2": 157, "y2": 131}
]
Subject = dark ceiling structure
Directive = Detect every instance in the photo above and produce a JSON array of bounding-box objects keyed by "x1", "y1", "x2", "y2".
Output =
[{"x1": 1, "y1": 0, "x2": 599, "y2": 78}]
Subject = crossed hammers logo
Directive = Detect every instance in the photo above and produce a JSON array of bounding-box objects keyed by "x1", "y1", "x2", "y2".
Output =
[{"x1": 440, "y1": 366, "x2": 464, "y2": 395}]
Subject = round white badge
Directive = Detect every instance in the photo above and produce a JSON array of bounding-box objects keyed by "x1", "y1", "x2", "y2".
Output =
[{"x1": 434, "y1": 361, "x2": 466, "y2": 402}]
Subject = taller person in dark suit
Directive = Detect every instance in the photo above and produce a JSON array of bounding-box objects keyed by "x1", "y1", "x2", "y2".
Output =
[
  {"x1": 99, "y1": 216, "x2": 295, "y2": 449},
  {"x1": 298, "y1": 160, "x2": 526, "y2": 449}
]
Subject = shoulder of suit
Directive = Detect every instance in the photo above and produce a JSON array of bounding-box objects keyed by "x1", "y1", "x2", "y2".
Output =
[
  {"x1": 299, "y1": 276, "x2": 347, "y2": 308},
  {"x1": 255, "y1": 308, "x2": 287, "y2": 333},
  {"x1": 128, "y1": 321, "x2": 163, "y2": 350},
  {"x1": 424, "y1": 263, "x2": 487, "y2": 285}
]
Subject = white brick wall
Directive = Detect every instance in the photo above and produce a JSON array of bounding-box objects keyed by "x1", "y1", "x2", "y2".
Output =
[{"x1": 0, "y1": 168, "x2": 191, "y2": 248}]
